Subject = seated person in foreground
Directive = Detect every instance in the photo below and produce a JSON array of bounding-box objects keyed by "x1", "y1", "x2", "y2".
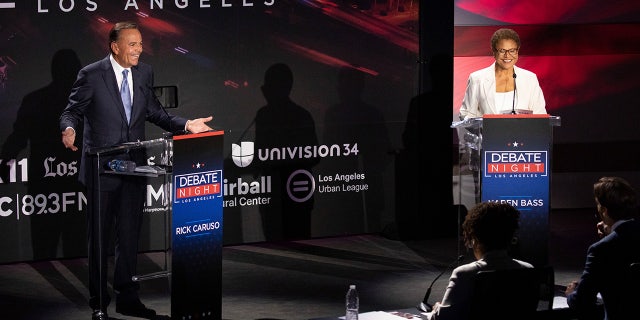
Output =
[
  {"x1": 430, "y1": 201, "x2": 533, "y2": 320},
  {"x1": 565, "y1": 176, "x2": 640, "y2": 320}
]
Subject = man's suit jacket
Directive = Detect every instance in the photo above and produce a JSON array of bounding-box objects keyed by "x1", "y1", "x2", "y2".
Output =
[
  {"x1": 567, "y1": 219, "x2": 640, "y2": 320},
  {"x1": 59, "y1": 55, "x2": 187, "y2": 186},
  {"x1": 459, "y1": 63, "x2": 547, "y2": 119}
]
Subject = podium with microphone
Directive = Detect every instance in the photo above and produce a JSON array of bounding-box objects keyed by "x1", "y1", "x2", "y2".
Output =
[
  {"x1": 453, "y1": 115, "x2": 560, "y2": 267},
  {"x1": 90, "y1": 130, "x2": 225, "y2": 319}
]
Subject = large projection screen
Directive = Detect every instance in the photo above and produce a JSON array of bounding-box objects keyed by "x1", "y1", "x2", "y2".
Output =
[{"x1": 0, "y1": 1, "x2": 419, "y2": 263}]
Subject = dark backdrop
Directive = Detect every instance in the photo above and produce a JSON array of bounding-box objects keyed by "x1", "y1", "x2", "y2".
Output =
[
  {"x1": 0, "y1": 1, "x2": 420, "y2": 263},
  {"x1": 1, "y1": 1, "x2": 638, "y2": 264}
]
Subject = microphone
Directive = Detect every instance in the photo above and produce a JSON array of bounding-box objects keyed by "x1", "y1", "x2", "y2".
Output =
[
  {"x1": 417, "y1": 255, "x2": 465, "y2": 313},
  {"x1": 511, "y1": 73, "x2": 517, "y2": 114}
]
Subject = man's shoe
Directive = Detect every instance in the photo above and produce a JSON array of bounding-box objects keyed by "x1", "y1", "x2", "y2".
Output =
[
  {"x1": 116, "y1": 300, "x2": 156, "y2": 319},
  {"x1": 91, "y1": 309, "x2": 108, "y2": 320}
]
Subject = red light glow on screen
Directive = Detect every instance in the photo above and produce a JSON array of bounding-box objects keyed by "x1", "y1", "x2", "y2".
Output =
[
  {"x1": 453, "y1": 54, "x2": 638, "y2": 116},
  {"x1": 138, "y1": 16, "x2": 182, "y2": 36},
  {"x1": 456, "y1": 0, "x2": 640, "y2": 24},
  {"x1": 453, "y1": 8, "x2": 640, "y2": 118},
  {"x1": 275, "y1": 38, "x2": 379, "y2": 76}
]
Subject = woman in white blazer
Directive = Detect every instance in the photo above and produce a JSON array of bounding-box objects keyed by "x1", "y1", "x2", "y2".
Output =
[{"x1": 459, "y1": 28, "x2": 547, "y2": 120}]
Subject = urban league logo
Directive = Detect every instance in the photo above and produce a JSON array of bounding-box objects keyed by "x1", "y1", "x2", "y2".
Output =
[
  {"x1": 287, "y1": 169, "x2": 315, "y2": 203},
  {"x1": 231, "y1": 142, "x2": 254, "y2": 167}
]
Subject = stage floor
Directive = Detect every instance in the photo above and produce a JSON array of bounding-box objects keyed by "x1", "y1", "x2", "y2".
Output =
[{"x1": 0, "y1": 208, "x2": 595, "y2": 320}]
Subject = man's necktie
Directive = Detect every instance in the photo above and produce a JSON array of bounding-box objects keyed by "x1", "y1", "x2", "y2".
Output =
[{"x1": 121, "y1": 69, "x2": 132, "y2": 123}]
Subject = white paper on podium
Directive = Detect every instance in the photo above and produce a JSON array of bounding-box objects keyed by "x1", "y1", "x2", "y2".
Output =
[
  {"x1": 553, "y1": 296, "x2": 569, "y2": 309},
  {"x1": 553, "y1": 293, "x2": 603, "y2": 310}
]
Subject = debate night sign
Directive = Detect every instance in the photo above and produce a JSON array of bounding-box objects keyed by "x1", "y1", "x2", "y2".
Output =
[{"x1": 480, "y1": 114, "x2": 555, "y2": 266}]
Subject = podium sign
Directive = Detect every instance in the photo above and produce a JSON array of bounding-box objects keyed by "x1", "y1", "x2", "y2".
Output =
[
  {"x1": 171, "y1": 131, "x2": 224, "y2": 319},
  {"x1": 481, "y1": 114, "x2": 553, "y2": 266}
]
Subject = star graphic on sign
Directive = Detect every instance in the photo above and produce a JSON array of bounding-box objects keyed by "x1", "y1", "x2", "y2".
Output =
[
  {"x1": 507, "y1": 141, "x2": 523, "y2": 147},
  {"x1": 192, "y1": 162, "x2": 205, "y2": 168}
]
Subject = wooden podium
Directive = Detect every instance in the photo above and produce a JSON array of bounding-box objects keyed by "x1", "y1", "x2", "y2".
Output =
[
  {"x1": 170, "y1": 130, "x2": 224, "y2": 320},
  {"x1": 453, "y1": 115, "x2": 560, "y2": 266}
]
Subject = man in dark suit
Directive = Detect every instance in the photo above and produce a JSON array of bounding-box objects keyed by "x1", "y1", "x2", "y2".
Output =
[
  {"x1": 565, "y1": 176, "x2": 640, "y2": 320},
  {"x1": 59, "y1": 21, "x2": 213, "y2": 320}
]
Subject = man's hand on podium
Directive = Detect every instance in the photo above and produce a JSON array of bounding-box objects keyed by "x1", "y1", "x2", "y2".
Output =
[{"x1": 186, "y1": 116, "x2": 213, "y2": 133}]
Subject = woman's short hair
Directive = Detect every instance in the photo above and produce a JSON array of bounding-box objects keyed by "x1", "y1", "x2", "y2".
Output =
[
  {"x1": 463, "y1": 201, "x2": 520, "y2": 251},
  {"x1": 490, "y1": 28, "x2": 521, "y2": 52}
]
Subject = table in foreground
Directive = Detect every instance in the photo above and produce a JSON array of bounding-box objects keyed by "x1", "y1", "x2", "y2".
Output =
[
  {"x1": 308, "y1": 307, "x2": 426, "y2": 320},
  {"x1": 309, "y1": 305, "x2": 581, "y2": 320}
]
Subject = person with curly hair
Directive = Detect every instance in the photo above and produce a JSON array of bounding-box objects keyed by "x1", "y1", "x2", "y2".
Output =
[{"x1": 430, "y1": 201, "x2": 533, "y2": 320}]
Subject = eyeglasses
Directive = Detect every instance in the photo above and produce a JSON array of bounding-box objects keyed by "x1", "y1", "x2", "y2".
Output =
[{"x1": 495, "y1": 48, "x2": 519, "y2": 55}]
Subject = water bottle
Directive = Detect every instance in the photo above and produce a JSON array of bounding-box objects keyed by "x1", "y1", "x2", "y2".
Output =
[
  {"x1": 107, "y1": 159, "x2": 135, "y2": 172},
  {"x1": 345, "y1": 284, "x2": 359, "y2": 320}
]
